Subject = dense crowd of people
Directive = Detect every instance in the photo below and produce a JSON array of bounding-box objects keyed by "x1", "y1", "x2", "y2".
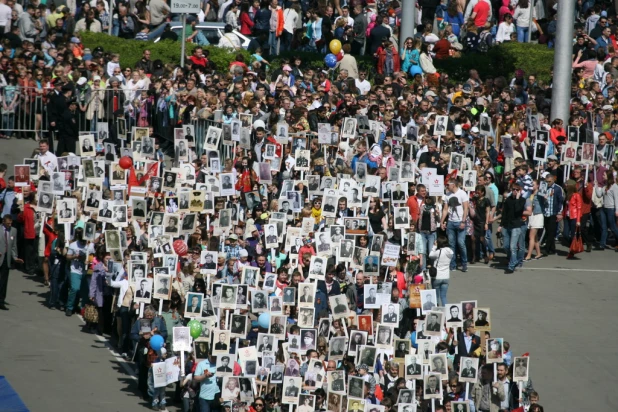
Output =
[{"x1": 2, "y1": 0, "x2": 618, "y2": 411}]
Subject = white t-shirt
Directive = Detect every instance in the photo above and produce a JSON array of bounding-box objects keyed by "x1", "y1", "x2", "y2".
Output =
[
  {"x1": 445, "y1": 189, "x2": 469, "y2": 222},
  {"x1": 355, "y1": 79, "x2": 371, "y2": 95}
]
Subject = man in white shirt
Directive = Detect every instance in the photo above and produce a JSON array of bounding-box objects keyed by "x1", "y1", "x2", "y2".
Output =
[
  {"x1": 219, "y1": 24, "x2": 241, "y2": 50},
  {"x1": 36, "y1": 140, "x2": 58, "y2": 174},
  {"x1": 0, "y1": 0, "x2": 11, "y2": 34},
  {"x1": 281, "y1": 6, "x2": 298, "y2": 52},
  {"x1": 334, "y1": 6, "x2": 354, "y2": 27},
  {"x1": 355, "y1": 71, "x2": 371, "y2": 95},
  {"x1": 440, "y1": 178, "x2": 469, "y2": 272}
]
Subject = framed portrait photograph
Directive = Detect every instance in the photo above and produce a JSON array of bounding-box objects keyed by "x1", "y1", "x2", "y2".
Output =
[
  {"x1": 390, "y1": 182, "x2": 407, "y2": 204},
  {"x1": 375, "y1": 324, "x2": 394, "y2": 348},
  {"x1": 173, "y1": 327, "x2": 192, "y2": 352},
  {"x1": 297, "y1": 307, "x2": 314, "y2": 328},
  {"x1": 473, "y1": 307, "x2": 491, "y2": 331},
  {"x1": 347, "y1": 331, "x2": 367, "y2": 356},
  {"x1": 420, "y1": 289, "x2": 438, "y2": 313},
  {"x1": 204, "y1": 126, "x2": 222, "y2": 149},
  {"x1": 581, "y1": 142, "x2": 595, "y2": 164},
  {"x1": 327, "y1": 391, "x2": 342, "y2": 412},
  {"x1": 404, "y1": 354, "x2": 422, "y2": 379},
  {"x1": 451, "y1": 402, "x2": 470, "y2": 412},
  {"x1": 37, "y1": 191, "x2": 54, "y2": 214},
  {"x1": 174, "y1": 139, "x2": 189, "y2": 162},
  {"x1": 461, "y1": 300, "x2": 477, "y2": 320},
  {"x1": 533, "y1": 141, "x2": 547, "y2": 162},
  {"x1": 357, "y1": 315, "x2": 373, "y2": 335},
  {"x1": 381, "y1": 303, "x2": 400, "y2": 326},
  {"x1": 57, "y1": 198, "x2": 76, "y2": 223},
  {"x1": 423, "y1": 311, "x2": 443, "y2": 337},
  {"x1": 251, "y1": 290, "x2": 268, "y2": 312},
  {"x1": 449, "y1": 152, "x2": 464, "y2": 171},
  {"x1": 341, "y1": 117, "x2": 357, "y2": 139},
  {"x1": 297, "y1": 283, "x2": 316, "y2": 307},
  {"x1": 328, "y1": 370, "x2": 346, "y2": 394},
  {"x1": 300, "y1": 328, "x2": 317, "y2": 351},
  {"x1": 184, "y1": 292, "x2": 204, "y2": 317},
  {"x1": 212, "y1": 330, "x2": 231, "y2": 355},
  {"x1": 394, "y1": 339, "x2": 411, "y2": 358},
  {"x1": 486, "y1": 338, "x2": 504, "y2": 363},
  {"x1": 434, "y1": 115, "x2": 448, "y2": 136},
  {"x1": 133, "y1": 277, "x2": 152, "y2": 304},
  {"x1": 329, "y1": 295, "x2": 350, "y2": 319},
  {"x1": 429, "y1": 353, "x2": 448, "y2": 379},
  {"x1": 396, "y1": 389, "x2": 414, "y2": 405},
  {"x1": 282, "y1": 376, "x2": 302, "y2": 404},
  {"x1": 328, "y1": 336, "x2": 347, "y2": 359},
  {"x1": 357, "y1": 345, "x2": 377, "y2": 368},
  {"x1": 269, "y1": 315, "x2": 287, "y2": 337},
  {"x1": 219, "y1": 284, "x2": 237, "y2": 310},
  {"x1": 423, "y1": 372, "x2": 443, "y2": 399},
  {"x1": 153, "y1": 274, "x2": 172, "y2": 300},
  {"x1": 459, "y1": 357, "x2": 479, "y2": 383},
  {"x1": 393, "y1": 207, "x2": 410, "y2": 229},
  {"x1": 512, "y1": 356, "x2": 530, "y2": 382},
  {"x1": 446, "y1": 303, "x2": 463, "y2": 329}
]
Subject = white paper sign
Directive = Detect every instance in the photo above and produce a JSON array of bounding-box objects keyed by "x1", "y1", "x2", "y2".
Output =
[
  {"x1": 171, "y1": 0, "x2": 200, "y2": 13},
  {"x1": 152, "y1": 361, "x2": 168, "y2": 388},
  {"x1": 428, "y1": 175, "x2": 445, "y2": 196},
  {"x1": 421, "y1": 168, "x2": 438, "y2": 186},
  {"x1": 381, "y1": 244, "x2": 401, "y2": 267}
]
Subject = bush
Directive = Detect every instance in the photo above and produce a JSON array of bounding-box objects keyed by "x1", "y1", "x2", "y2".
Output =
[
  {"x1": 80, "y1": 32, "x2": 250, "y2": 72},
  {"x1": 434, "y1": 42, "x2": 554, "y2": 84}
]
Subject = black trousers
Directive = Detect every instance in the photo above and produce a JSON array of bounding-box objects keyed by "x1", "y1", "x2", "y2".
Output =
[
  {"x1": 23, "y1": 238, "x2": 37, "y2": 275},
  {"x1": 0, "y1": 257, "x2": 9, "y2": 304},
  {"x1": 580, "y1": 213, "x2": 593, "y2": 247},
  {"x1": 544, "y1": 215, "x2": 558, "y2": 254}
]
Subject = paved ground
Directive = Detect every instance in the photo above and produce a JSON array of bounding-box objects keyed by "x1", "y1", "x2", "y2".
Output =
[
  {"x1": 450, "y1": 249, "x2": 618, "y2": 411},
  {"x1": 1, "y1": 139, "x2": 617, "y2": 411}
]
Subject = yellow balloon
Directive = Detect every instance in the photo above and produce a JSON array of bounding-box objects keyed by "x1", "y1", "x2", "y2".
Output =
[{"x1": 329, "y1": 39, "x2": 342, "y2": 55}]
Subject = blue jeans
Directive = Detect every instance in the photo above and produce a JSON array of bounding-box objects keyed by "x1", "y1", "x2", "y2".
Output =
[
  {"x1": 148, "y1": 368, "x2": 166, "y2": 405},
  {"x1": 268, "y1": 31, "x2": 279, "y2": 55},
  {"x1": 2, "y1": 113, "x2": 15, "y2": 137},
  {"x1": 66, "y1": 272, "x2": 82, "y2": 311},
  {"x1": 147, "y1": 22, "x2": 168, "y2": 41},
  {"x1": 199, "y1": 398, "x2": 217, "y2": 412},
  {"x1": 517, "y1": 225, "x2": 528, "y2": 264},
  {"x1": 505, "y1": 227, "x2": 524, "y2": 270},
  {"x1": 446, "y1": 221, "x2": 467, "y2": 270},
  {"x1": 431, "y1": 278, "x2": 449, "y2": 306},
  {"x1": 420, "y1": 232, "x2": 437, "y2": 270},
  {"x1": 517, "y1": 26, "x2": 529, "y2": 42},
  {"x1": 485, "y1": 227, "x2": 495, "y2": 255},
  {"x1": 599, "y1": 207, "x2": 618, "y2": 247}
]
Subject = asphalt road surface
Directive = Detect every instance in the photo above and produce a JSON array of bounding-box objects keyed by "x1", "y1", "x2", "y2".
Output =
[{"x1": 1, "y1": 139, "x2": 617, "y2": 411}]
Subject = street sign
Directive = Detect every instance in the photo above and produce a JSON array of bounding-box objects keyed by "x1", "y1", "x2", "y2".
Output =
[{"x1": 171, "y1": 0, "x2": 200, "y2": 13}]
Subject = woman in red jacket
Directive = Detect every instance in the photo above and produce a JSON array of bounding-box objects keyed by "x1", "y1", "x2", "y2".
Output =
[
  {"x1": 239, "y1": 3, "x2": 254, "y2": 35},
  {"x1": 565, "y1": 179, "x2": 582, "y2": 259}
]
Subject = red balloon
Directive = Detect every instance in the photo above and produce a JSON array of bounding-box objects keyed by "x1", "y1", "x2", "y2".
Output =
[
  {"x1": 336, "y1": 51, "x2": 344, "y2": 61},
  {"x1": 173, "y1": 239, "x2": 188, "y2": 256},
  {"x1": 119, "y1": 156, "x2": 133, "y2": 170}
]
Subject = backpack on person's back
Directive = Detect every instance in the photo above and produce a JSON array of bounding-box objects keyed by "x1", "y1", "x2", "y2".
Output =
[{"x1": 477, "y1": 30, "x2": 492, "y2": 53}]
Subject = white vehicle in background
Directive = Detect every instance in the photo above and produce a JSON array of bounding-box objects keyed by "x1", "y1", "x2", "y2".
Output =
[{"x1": 155, "y1": 22, "x2": 251, "y2": 50}]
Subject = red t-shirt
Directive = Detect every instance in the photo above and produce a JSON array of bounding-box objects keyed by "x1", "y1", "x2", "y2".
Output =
[{"x1": 473, "y1": 0, "x2": 490, "y2": 27}]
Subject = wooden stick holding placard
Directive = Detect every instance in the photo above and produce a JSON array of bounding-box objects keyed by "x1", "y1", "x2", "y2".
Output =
[
  {"x1": 465, "y1": 382, "x2": 470, "y2": 400},
  {"x1": 431, "y1": 398, "x2": 435, "y2": 412},
  {"x1": 158, "y1": 299, "x2": 163, "y2": 316},
  {"x1": 139, "y1": 302, "x2": 144, "y2": 318}
]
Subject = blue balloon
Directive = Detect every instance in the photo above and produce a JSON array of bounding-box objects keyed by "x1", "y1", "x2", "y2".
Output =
[
  {"x1": 325, "y1": 54, "x2": 337, "y2": 68},
  {"x1": 258, "y1": 313, "x2": 271, "y2": 329},
  {"x1": 150, "y1": 334, "x2": 164, "y2": 351}
]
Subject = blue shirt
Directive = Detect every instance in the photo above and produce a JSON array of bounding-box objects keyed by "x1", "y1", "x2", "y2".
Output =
[{"x1": 195, "y1": 359, "x2": 219, "y2": 400}]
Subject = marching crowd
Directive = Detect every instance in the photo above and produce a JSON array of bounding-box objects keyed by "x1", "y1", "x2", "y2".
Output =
[{"x1": 2, "y1": 0, "x2": 618, "y2": 411}]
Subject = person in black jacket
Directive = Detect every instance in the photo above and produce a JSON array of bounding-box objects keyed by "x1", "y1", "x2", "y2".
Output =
[
  {"x1": 449, "y1": 319, "x2": 481, "y2": 370},
  {"x1": 368, "y1": 16, "x2": 391, "y2": 55},
  {"x1": 499, "y1": 183, "x2": 527, "y2": 274},
  {"x1": 46, "y1": 81, "x2": 69, "y2": 152},
  {"x1": 57, "y1": 100, "x2": 79, "y2": 154}
]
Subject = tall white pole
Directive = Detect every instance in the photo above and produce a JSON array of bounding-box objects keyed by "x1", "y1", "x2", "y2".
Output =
[
  {"x1": 180, "y1": 14, "x2": 187, "y2": 68},
  {"x1": 550, "y1": 0, "x2": 576, "y2": 123}
]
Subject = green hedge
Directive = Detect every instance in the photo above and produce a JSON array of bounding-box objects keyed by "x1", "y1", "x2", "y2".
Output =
[
  {"x1": 80, "y1": 32, "x2": 251, "y2": 72},
  {"x1": 434, "y1": 42, "x2": 555, "y2": 84}
]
